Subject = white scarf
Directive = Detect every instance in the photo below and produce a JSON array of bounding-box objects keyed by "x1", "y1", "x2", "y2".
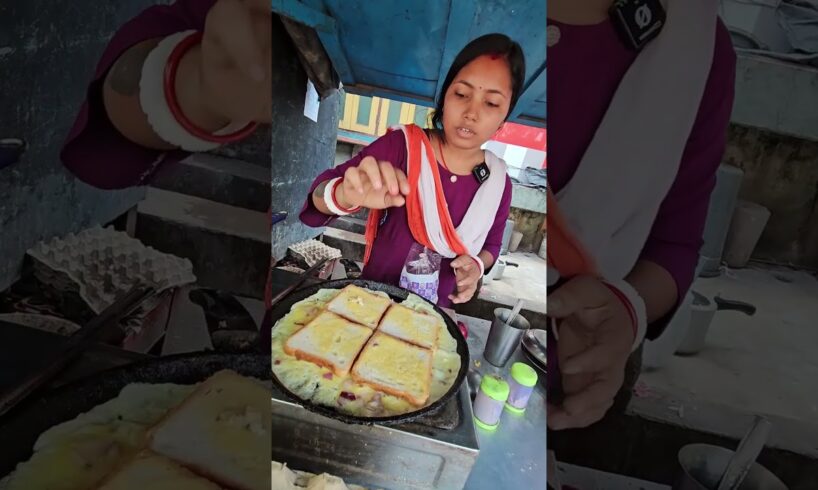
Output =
[
  {"x1": 396, "y1": 124, "x2": 508, "y2": 272},
  {"x1": 555, "y1": 0, "x2": 718, "y2": 282}
]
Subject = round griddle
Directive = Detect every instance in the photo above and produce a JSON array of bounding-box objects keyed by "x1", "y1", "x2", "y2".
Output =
[
  {"x1": 270, "y1": 279, "x2": 470, "y2": 426},
  {"x1": 0, "y1": 352, "x2": 267, "y2": 477}
]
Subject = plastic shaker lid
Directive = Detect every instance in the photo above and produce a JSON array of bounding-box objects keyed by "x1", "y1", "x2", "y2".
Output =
[
  {"x1": 511, "y1": 362, "x2": 538, "y2": 387},
  {"x1": 479, "y1": 374, "x2": 510, "y2": 402}
]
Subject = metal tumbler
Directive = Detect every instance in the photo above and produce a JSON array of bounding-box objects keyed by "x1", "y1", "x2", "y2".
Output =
[{"x1": 484, "y1": 308, "x2": 530, "y2": 367}]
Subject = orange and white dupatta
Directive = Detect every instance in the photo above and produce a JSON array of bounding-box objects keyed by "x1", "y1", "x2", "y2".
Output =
[{"x1": 363, "y1": 124, "x2": 507, "y2": 275}]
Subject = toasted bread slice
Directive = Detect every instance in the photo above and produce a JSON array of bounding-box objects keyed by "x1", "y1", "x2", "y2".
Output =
[
  {"x1": 148, "y1": 370, "x2": 270, "y2": 490},
  {"x1": 283, "y1": 311, "x2": 374, "y2": 376},
  {"x1": 325, "y1": 285, "x2": 391, "y2": 328},
  {"x1": 351, "y1": 333, "x2": 432, "y2": 406},
  {"x1": 378, "y1": 304, "x2": 442, "y2": 349},
  {"x1": 98, "y1": 451, "x2": 221, "y2": 490}
]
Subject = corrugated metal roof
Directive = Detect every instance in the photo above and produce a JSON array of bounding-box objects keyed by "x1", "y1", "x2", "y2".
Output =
[{"x1": 272, "y1": 0, "x2": 545, "y2": 127}]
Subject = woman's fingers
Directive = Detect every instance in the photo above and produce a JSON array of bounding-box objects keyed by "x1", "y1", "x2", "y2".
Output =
[
  {"x1": 396, "y1": 168, "x2": 411, "y2": 195},
  {"x1": 359, "y1": 156, "x2": 383, "y2": 190},
  {"x1": 450, "y1": 255, "x2": 473, "y2": 270},
  {"x1": 449, "y1": 285, "x2": 476, "y2": 304},
  {"x1": 548, "y1": 400, "x2": 611, "y2": 430},
  {"x1": 344, "y1": 166, "x2": 365, "y2": 195},
  {"x1": 379, "y1": 160, "x2": 400, "y2": 195},
  {"x1": 383, "y1": 193, "x2": 406, "y2": 208},
  {"x1": 207, "y1": 0, "x2": 266, "y2": 82}
]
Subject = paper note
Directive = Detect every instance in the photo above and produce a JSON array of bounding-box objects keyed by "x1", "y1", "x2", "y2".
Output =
[{"x1": 304, "y1": 79, "x2": 320, "y2": 122}]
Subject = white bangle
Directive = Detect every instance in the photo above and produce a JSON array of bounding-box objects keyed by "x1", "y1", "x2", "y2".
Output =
[
  {"x1": 603, "y1": 279, "x2": 647, "y2": 352},
  {"x1": 472, "y1": 255, "x2": 486, "y2": 277},
  {"x1": 139, "y1": 30, "x2": 244, "y2": 152},
  {"x1": 323, "y1": 177, "x2": 359, "y2": 215}
]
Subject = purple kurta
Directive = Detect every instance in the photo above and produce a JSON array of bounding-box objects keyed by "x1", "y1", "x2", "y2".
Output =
[{"x1": 299, "y1": 129, "x2": 513, "y2": 308}]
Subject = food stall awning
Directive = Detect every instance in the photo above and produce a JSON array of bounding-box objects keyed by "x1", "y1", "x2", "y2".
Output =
[{"x1": 271, "y1": 0, "x2": 546, "y2": 128}]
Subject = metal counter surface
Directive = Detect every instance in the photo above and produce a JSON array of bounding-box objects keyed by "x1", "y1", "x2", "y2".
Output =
[{"x1": 460, "y1": 314, "x2": 548, "y2": 490}]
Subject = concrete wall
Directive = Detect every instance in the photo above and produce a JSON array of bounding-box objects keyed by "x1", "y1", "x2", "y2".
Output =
[
  {"x1": 0, "y1": 1, "x2": 165, "y2": 291},
  {"x1": 732, "y1": 54, "x2": 818, "y2": 144},
  {"x1": 509, "y1": 207, "x2": 545, "y2": 253},
  {"x1": 270, "y1": 16, "x2": 341, "y2": 260},
  {"x1": 723, "y1": 124, "x2": 818, "y2": 269}
]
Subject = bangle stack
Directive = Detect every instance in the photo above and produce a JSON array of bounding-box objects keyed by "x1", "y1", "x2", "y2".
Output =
[
  {"x1": 139, "y1": 30, "x2": 257, "y2": 152},
  {"x1": 323, "y1": 177, "x2": 361, "y2": 215}
]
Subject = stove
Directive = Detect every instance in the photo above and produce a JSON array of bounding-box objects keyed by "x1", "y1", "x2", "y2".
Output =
[{"x1": 271, "y1": 381, "x2": 480, "y2": 489}]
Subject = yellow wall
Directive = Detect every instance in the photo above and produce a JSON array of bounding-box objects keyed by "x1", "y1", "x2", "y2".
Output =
[{"x1": 339, "y1": 93, "x2": 432, "y2": 137}]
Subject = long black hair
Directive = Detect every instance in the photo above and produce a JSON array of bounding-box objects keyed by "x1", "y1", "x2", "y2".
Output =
[{"x1": 430, "y1": 33, "x2": 526, "y2": 139}]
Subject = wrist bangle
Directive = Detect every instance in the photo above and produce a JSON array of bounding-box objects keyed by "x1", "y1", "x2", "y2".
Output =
[
  {"x1": 324, "y1": 177, "x2": 361, "y2": 215},
  {"x1": 139, "y1": 30, "x2": 257, "y2": 152},
  {"x1": 602, "y1": 279, "x2": 647, "y2": 352},
  {"x1": 164, "y1": 31, "x2": 258, "y2": 144}
]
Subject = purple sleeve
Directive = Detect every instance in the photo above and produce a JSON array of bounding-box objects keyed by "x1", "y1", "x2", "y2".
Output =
[
  {"x1": 481, "y1": 176, "x2": 513, "y2": 261},
  {"x1": 299, "y1": 129, "x2": 407, "y2": 227},
  {"x1": 640, "y1": 20, "x2": 737, "y2": 301},
  {"x1": 59, "y1": 0, "x2": 215, "y2": 190}
]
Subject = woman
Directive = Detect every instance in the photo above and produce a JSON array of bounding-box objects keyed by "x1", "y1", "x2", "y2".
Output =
[
  {"x1": 545, "y1": 0, "x2": 737, "y2": 432},
  {"x1": 299, "y1": 34, "x2": 525, "y2": 309}
]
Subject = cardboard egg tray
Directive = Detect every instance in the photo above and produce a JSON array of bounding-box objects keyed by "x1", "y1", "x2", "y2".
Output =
[
  {"x1": 287, "y1": 239, "x2": 342, "y2": 279},
  {"x1": 27, "y1": 226, "x2": 196, "y2": 315}
]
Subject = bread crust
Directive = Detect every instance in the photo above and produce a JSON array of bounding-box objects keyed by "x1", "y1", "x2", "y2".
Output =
[
  {"x1": 326, "y1": 285, "x2": 391, "y2": 328},
  {"x1": 378, "y1": 304, "x2": 441, "y2": 350},
  {"x1": 350, "y1": 334, "x2": 432, "y2": 406},
  {"x1": 145, "y1": 371, "x2": 269, "y2": 490},
  {"x1": 283, "y1": 311, "x2": 373, "y2": 377},
  {"x1": 96, "y1": 450, "x2": 221, "y2": 490}
]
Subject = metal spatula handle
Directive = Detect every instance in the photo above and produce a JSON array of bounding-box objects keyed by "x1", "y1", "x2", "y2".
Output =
[
  {"x1": 0, "y1": 286, "x2": 154, "y2": 418},
  {"x1": 717, "y1": 415, "x2": 772, "y2": 490}
]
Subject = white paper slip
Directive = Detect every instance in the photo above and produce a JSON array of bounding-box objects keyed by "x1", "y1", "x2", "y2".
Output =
[{"x1": 303, "y1": 79, "x2": 320, "y2": 122}]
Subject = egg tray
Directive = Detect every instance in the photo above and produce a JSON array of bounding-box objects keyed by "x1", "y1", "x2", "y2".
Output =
[
  {"x1": 287, "y1": 239, "x2": 341, "y2": 267},
  {"x1": 286, "y1": 239, "x2": 342, "y2": 279},
  {"x1": 26, "y1": 226, "x2": 196, "y2": 316}
]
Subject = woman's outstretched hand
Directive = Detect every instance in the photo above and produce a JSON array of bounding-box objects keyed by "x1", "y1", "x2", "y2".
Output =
[
  {"x1": 546, "y1": 275, "x2": 634, "y2": 430},
  {"x1": 337, "y1": 156, "x2": 411, "y2": 210}
]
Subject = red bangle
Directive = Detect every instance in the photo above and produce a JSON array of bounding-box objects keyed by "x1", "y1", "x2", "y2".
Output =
[
  {"x1": 330, "y1": 178, "x2": 361, "y2": 213},
  {"x1": 604, "y1": 283, "x2": 637, "y2": 339},
  {"x1": 163, "y1": 31, "x2": 258, "y2": 144}
]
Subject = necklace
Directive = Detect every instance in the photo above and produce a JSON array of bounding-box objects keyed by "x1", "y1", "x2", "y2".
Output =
[{"x1": 438, "y1": 139, "x2": 458, "y2": 183}]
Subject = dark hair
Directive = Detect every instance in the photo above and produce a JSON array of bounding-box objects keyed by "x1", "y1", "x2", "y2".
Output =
[{"x1": 430, "y1": 33, "x2": 526, "y2": 137}]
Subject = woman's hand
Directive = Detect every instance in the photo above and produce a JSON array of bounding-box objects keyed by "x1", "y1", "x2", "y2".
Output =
[
  {"x1": 198, "y1": 0, "x2": 272, "y2": 124},
  {"x1": 337, "y1": 156, "x2": 411, "y2": 210},
  {"x1": 448, "y1": 255, "x2": 482, "y2": 304},
  {"x1": 546, "y1": 275, "x2": 634, "y2": 430}
]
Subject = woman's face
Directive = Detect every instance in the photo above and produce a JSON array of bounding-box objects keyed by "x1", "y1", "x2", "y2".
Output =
[{"x1": 441, "y1": 54, "x2": 513, "y2": 150}]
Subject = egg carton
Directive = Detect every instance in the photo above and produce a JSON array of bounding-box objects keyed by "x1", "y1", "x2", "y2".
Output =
[
  {"x1": 27, "y1": 225, "x2": 196, "y2": 314},
  {"x1": 287, "y1": 239, "x2": 342, "y2": 267}
]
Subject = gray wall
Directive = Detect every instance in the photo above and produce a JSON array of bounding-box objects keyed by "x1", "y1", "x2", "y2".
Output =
[
  {"x1": 724, "y1": 53, "x2": 818, "y2": 269},
  {"x1": 724, "y1": 125, "x2": 818, "y2": 269},
  {"x1": 0, "y1": 1, "x2": 167, "y2": 290},
  {"x1": 270, "y1": 16, "x2": 340, "y2": 260}
]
